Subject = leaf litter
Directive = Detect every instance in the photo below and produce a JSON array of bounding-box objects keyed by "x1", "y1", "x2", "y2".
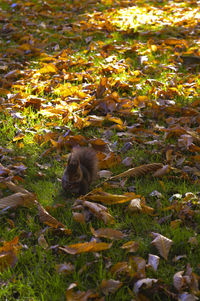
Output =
[{"x1": 0, "y1": 0, "x2": 200, "y2": 299}]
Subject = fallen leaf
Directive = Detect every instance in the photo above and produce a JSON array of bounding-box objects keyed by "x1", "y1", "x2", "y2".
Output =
[
  {"x1": 100, "y1": 279, "x2": 122, "y2": 295},
  {"x1": 59, "y1": 241, "x2": 112, "y2": 255},
  {"x1": 121, "y1": 241, "x2": 139, "y2": 252},
  {"x1": 134, "y1": 278, "x2": 158, "y2": 294},
  {"x1": 83, "y1": 200, "x2": 114, "y2": 224},
  {"x1": 151, "y1": 233, "x2": 173, "y2": 260},
  {"x1": 0, "y1": 192, "x2": 35, "y2": 209},
  {"x1": 148, "y1": 254, "x2": 160, "y2": 271},
  {"x1": 111, "y1": 163, "x2": 163, "y2": 180},
  {"x1": 91, "y1": 227, "x2": 126, "y2": 240},
  {"x1": 0, "y1": 236, "x2": 21, "y2": 271},
  {"x1": 86, "y1": 188, "x2": 139, "y2": 205}
]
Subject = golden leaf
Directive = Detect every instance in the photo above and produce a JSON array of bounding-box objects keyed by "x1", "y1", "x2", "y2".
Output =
[
  {"x1": 86, "y1": 188, "x2": 138, "y2": 205},
  {"x1": 59, "y1": 241, "x2": 112, "y2": 255}
]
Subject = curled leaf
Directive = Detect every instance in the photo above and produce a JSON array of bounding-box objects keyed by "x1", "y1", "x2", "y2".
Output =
[
  {"x1": 83, "y1": 200, "x2": 114, "y2": 224},
  {"x1": 148, "y1": 254, "x2": 160, "y2": 271},
  {"x1": 173, "y1": 271, "x2": 184, "y2": 291},
  {"x1": 134, "y1": 278, "x2": 158, "y2": 294}
]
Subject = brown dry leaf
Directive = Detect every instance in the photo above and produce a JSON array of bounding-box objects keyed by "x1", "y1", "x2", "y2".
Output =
[
  {"x1": 151, "y1": 233, "x2": 173, "y2": 260},
  {"x1": 111, "y1": 163, "x2": 163, "y2": 180},
  {"x1": 72, "y1": 212, "x2": 85, "y2": 224},
  {"x1": 100, "y1": 279, "x2": 122, "y2": 295},
  {"x1": 148, "y1": 254, "x2": 160, "y2": 271},
  {"x1": 129, "y1": 256, "x2": 146, "y2": 278},
  {"x1": 91, "y1": 227, "x2": 126, "y2": 240},
  {"x1": 59, "y1": 241, "x2": 112, "y2": 255},
  {"x1": 37, "y1": 202, "x2": 70, "y2": 232},
  {"x1": 0, "y1": 191, "x2": 35, "y2": 209},
  {"x1": 86, "y1": 188, "x2": 138, "y2": 205},
  {"x1": 5, "y1": 181, "x2": 30, "y2": 194},
  {"x1": 110, "y1": 262, "x2": 129, "y2": 275},
  {"x1": 56, "y1": 262, "x2": 74, "y2": 275},
  {"x1": 121, "y1": 241, "x2": 139, "y2": 253},
  {"x1": 153, "y1": 165, "x2": 171, "y2": 177},
  {"x1": 97, "y1": 152, "x2": 121, "y2": 169},
  {"x1": 134, "y1": 278, "x2": 158, "y2": 294},
  {"x1": 0, "y1": 236, "x2": 21, "y2": 271},
  {"x1": 83, "y1": 200, "x2": 114, "y2": 224},
  {"x1": 141, "y1": 204, "x2": 155, "y2": 215}
]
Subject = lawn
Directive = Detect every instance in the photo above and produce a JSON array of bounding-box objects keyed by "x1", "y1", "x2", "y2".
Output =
[{"x1": 0, "y1": 0, "x2": 200, "y2": 300}]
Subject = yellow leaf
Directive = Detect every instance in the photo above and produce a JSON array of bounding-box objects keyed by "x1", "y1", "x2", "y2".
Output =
[
  {"x1": 40, "y1": 63, "x2": 58, "y2": 74},
  {"x1": 59, "y1": 241, "x2": 112, "y2": 255}
]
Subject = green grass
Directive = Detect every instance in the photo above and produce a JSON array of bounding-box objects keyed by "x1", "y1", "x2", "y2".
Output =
[{"x1": 0, "y1": 0, "x2": 200, "y2": 300}]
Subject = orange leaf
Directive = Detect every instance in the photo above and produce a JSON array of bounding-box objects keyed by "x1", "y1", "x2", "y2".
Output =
[
  {"x1": 86, "y1": 188, "x2": 138, "y2": 205},
  {"x1": 59, "y1": 241, "x2": 112, "y2": 255}
]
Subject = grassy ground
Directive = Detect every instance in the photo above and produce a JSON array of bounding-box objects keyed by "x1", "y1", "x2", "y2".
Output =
[{"x1": 0, "y1": 0, "x2": 200, "y2": 300}]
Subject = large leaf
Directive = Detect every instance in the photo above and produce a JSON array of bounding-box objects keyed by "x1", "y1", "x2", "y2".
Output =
[
  {"x1": 111, "y1": 163, "x2": 163, "y2": 180},
  {"x1": 59, "y1": 241, "x2": 112, "y2": 255},
  {"x1": 151, "y1": 233, "x2": 173, "y2": 260}
]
